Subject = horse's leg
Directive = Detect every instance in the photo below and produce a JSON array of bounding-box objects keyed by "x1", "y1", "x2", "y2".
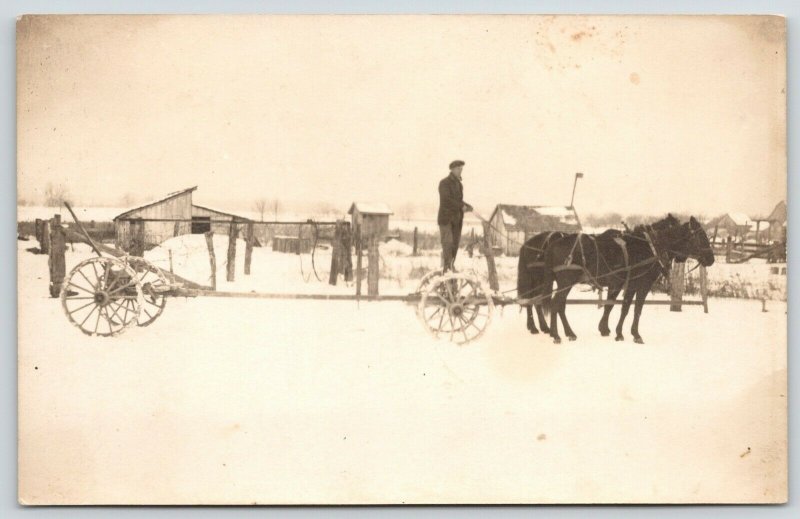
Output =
[
  {"x1": 555, "y1": 273, "x2": 578, "y2": 342},
  {"x1": 598, "y1": 283, "x2": 622, "y2": 337},
  {"x1": 536, "y1": 268, "x2": 553, "y2": 334},
  {"x1": 526, "y1": 305, "x2": 538, "y2": 334},
  {"x1": 535, "y1": 304, "x2": 549, "y2": 334},
  {"x1": 549, "y1": 274, "x2": 563, "y2": 344},
  {"x1": 630, "y1": 286, "x2": 650, "y2": 344},
  {"x1": 615, "y1": 288, "x2": 636, "y2": 341}
]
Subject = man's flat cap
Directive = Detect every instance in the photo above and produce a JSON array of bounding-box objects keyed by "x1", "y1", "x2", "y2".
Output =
[{"x1": 449, "y1": 160, "x2": 465, "y2": 169}]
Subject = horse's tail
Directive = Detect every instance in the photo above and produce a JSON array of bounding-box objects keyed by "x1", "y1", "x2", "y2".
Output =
[{"x1": 517, "y1": 242, "x2": 537, "y2": 304}]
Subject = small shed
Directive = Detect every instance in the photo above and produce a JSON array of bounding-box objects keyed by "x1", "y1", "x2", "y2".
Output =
[
  {"x1": 348, "y1": 202, "x2": 392, "y2": 238},
  {"x1": 488, "y1": 204, "x2": 582, "y2": 256}
]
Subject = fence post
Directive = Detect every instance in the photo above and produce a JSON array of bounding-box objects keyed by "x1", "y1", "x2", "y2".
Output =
[
  {"x1": 355, "y1": 224, "x2": 363, "y2": 298},
  {"x1": 205, "y1": 231, "x2": 217, "y2": 290},
  {"x1": 48, "y1": 216, "x2": 66, "y2": 297},
  {"x1": 699, "y1": 265, "x2": 709, "y2": 313},
  {"x1": 226, "y1": 221, "x2": 237, "y2": 282},
  {"x1": 244, "y1": 222, "x2": 254, "y2": 276},
  {"x1": 342, "y1": 222, "x2": 353, "y2": 282},
  {"x1": 482, "y1": 222, "x2": 499, "y2": 291},
  {"x1": 329, "y1": 221, "x2": 341, "y2": 285},
  {"x1": 168, "y1": 249, "x2": 174, "y2": 274},
  {"x1": 670, "y1": 260, "x2": 685, "y2": 312},
  {"x1": 412, "y1": 227, "x2": 418, "y2": 256},
  {"x1": 725, "y1": 237, "x2": 732, "y2": 263},
  {"x1": 367, "y1": 234, "x2": 379, "y2": 297},
  {"x1": 40, "y1": 219, "x2": 51, "y2": 255}
]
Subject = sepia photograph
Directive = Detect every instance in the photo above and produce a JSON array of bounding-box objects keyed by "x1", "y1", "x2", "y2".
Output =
[{"x1": 16, "y1": 14, "x2": 787, "y2": 504}]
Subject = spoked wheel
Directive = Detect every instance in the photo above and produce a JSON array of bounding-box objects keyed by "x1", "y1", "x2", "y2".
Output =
[
  {"x1": 60, "y1": 257, "x2": 144, "y2": 337},
  {"x1": 415, "y1": 268, "x2": 444, "y2": 295},
  {"x1": 126, "y1": 257, "x2": 168, "y2": 327},
  {"x1": 417, "y1": 272, "x2": 494, "y2": 345}
]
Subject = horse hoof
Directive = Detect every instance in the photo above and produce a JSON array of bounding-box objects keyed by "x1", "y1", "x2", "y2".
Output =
[
  {"x1": 529, "y1": 328, "x2": 539, "y2": 335},
  {"x1": 600, "y1": 331, "x2": 610, "y2": 337},
  {"x1": 568, "y1": 335, "x2": 577, "y2": 341},
  {"x1": 634, "y1": 337, "x2": 644, "y2": 344},
  {"x1": 615, "y1": 335, "x2": 624, "y2": 342},
  {"x1": 553, "y1": 337, "x2": 561, "y2": 344}
]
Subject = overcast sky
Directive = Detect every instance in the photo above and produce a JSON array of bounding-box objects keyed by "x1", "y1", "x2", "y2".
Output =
[{"x1": 17, "y1": 15, "x2": 786, "y2": 218}]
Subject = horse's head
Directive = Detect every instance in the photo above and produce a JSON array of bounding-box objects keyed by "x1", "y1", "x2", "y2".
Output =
[{"x1": 686, "y1": 216, "x2": 715, "y2": 266}]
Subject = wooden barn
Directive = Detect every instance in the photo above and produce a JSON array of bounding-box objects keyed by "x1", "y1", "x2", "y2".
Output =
[
  {"x1": 488, "y1": 204, "x2": 582, "y2": 256},
  {"x1": 114, "y1": 187, "x2": 252, "y2": 253},
  {"x1": 348, "y1": 202, "x2": 392, "y2": 238}
]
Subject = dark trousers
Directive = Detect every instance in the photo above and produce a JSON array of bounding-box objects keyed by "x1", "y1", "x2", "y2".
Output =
[{"x1": 439, "y1": 221, "x2": 462, "y2": 271}]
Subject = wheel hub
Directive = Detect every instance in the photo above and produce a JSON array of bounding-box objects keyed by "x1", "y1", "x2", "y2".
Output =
[
  {"x1": 94, "y1": 291, "x2": 110, "y2": 306},
  {"x1": 449, "y1": 303, "x2": 464, "y2": 318}
]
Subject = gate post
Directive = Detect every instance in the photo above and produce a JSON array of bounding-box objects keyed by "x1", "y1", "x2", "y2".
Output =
[
  {"x1": 329, "y1": 221, "x2": 341, "y2": 285},
  {"x1": 670, "y1": 260, "x2": 685, "y2": 312},
  {"x1": 482, "y1": 222, "x2": 499, "y2": 291},
  {"x1": 48, "y1": 215, "x2": 66, "y2": 297},
  {"x1": 367, "y1": 235, "x2": 380, "y2": 297},
  {"x1": 699, "y1": 265, "x2": 709, "y2": 313},
  {"x1": 244, "y1": 222, "x2": 254, "y2": 276},
  {"x1": 205, "y1": 231, "x2": 217, "y2": 290},
  {"x1": 226, "y1": 221, "x2": 237, "y2": 282}
]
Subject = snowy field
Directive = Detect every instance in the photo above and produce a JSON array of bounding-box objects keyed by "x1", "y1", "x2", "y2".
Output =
[{"x1": 17, "y1": 239, "x2": 786, "y2": 504}]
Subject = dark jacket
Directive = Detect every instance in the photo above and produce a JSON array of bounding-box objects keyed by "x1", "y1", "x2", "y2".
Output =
[{"x1": 438, "y1": 173, "x2": 464, "y2": 226}]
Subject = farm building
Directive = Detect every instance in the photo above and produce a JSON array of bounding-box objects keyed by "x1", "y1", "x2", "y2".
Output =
[
  {"x1": 348, "y1": 202, "x2": 392, "y2": 238},
  {"x1": 114, "y1": 187, "x2": 252, "y2": 253},
  {"x1": 765, "y1": 201, "x2": 787, "y2": 242},
  {"x1": 488, "y1": 204, "x2": 582, "y2": 256},
  {"x1": 711, "y1": 212, "x2": 757, "y2": 242}
]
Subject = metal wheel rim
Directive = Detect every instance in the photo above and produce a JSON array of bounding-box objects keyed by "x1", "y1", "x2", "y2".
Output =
[
  {"x1": 125, "y1": 256, "x2": 168, "y2": 327},
  {"x1": 417, "y1": 272, "x2": 493, "y2": 345},
  {"x1": 60, "y1": 257, "x2": 144, "y2": 337}
]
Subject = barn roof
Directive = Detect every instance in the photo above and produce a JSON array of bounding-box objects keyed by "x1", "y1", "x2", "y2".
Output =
[
  {"x1": 767, "y1": 200, "x2": 787, "y2": 222},
  {"x1": 191, "y1": 204, "x2": 252, "y2": 222},
  {"x1": 725, "y1": 212, "x2": 752, "y2": 226},
  {"x1": 114, "y1": 186, "x2": 197, "y2": 220},
  {"x1": 348, "y1": 202, "x2": 393, "y2": 215},
  {"x1": 491, "y1": 204, "x2": 581, "y2": 231}
]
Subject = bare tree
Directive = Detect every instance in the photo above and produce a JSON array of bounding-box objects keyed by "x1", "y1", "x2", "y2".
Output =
[
  {"x1": 44, "y1": 182, "x2": 71, "y2": 207},
  {"x1": 253, "y1": 198, "x2": 268, "y2": 221}
]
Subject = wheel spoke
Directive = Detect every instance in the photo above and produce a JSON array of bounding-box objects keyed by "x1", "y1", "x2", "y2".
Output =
[
  {"x1": 457, "y1": 315, "x2": 469, "y2": 343},
  {"x1": 94, "y1": 306, "x2": 101, "y2": 334},
  {"x1": 425, "y1": 306, "x2": 443, "y2": 324},
  {"x1": 67, "y1": 282, "x2": 93, "y2": 295},
  {"x1": 67, "y1": 300, "x2": 97, "y2": 315},
  {"x1": 108, "y1": 280, "x2": 138, "y2": 296},
  {"x1": 76, "y1": 269, "x2": 98, "y2": 291},
  {"x1": 79, "y1": 305, "x2": 98, "y2": 327},
  {"x1": 435, "y1": 308, "x2": 445, "y2": 337}
]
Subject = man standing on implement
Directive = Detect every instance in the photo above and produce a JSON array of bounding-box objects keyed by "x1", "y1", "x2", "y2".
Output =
[{"x1": 438, "y1": 160, "x2": 473, "y2": 272}]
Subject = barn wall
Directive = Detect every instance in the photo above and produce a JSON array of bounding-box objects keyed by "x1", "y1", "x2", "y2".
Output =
[{"x1": 116, "y1": 191, "x2": 193, "y2": 250}]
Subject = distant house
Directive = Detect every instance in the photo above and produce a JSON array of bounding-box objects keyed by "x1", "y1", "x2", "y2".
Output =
[
  {"x1": 488, "y1": 204, "x2": 582, "y2": 256},
  {"x1": 113, "y1": 186, "x2": 252, "y2": 253}
]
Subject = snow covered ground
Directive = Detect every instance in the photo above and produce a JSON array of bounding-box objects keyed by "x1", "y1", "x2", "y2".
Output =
[{"x1": 17, "y1": 239, "x2": 786, "y2": 504}]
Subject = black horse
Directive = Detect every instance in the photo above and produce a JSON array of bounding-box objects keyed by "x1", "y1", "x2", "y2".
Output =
[
  {"x1": 517, "y1": 214, "x2": 679, "y2": 336},
  {"x1": 516, "y1": 231, "x2": 567, "y2": 335},
  {"x1": 541, "y1": 216, "x2": 713, "y2": 344}
]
